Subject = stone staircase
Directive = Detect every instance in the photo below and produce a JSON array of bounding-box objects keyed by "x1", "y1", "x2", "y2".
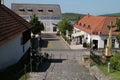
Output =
[{"x1": 28, "y1": 60, "x2": 96, "y2": 80}]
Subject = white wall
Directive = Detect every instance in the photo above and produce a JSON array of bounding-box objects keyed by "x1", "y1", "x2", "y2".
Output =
[
  {"x1": 0, "y1": 34, "x2": 30, "y2": 69},
  {"x1": 40, "y1": 20, "x2": 61, "y2": 32},
  {"x1": 95, "y1": 36, "x2": 119, "y2": 49},
  {"x1": 73, "y1": 27, "x2": 119, "y2": 49},
  {"x1": 21, "y1": 15, "x2": 61, "y2": 32}
]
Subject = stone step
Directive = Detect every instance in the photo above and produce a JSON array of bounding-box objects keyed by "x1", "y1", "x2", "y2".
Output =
[
  {"x1": 28, "y1": 72, "x2": 45, "y2": 80},
  {"x1": 45, "y1": 72, "x2": 96, "y2": 80}
]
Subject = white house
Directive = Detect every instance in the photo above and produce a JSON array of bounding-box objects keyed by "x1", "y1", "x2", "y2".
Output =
[
  {"x1": 0, "y1": 4, "x2": 31, "y2": 70},
  {"x1": 72, "y1": 14, "x2": 120, "y2": 49},
  {"x1": 11, "y1": 3, "x2": 62, "y2": 32}
]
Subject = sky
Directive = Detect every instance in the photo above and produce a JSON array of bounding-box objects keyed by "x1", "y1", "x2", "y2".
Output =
[{"x1": 3, "y1": 0, "x2": 120, "y2": 15}]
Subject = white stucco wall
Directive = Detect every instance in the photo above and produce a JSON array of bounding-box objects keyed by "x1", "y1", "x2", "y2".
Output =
[
  {"x1": 21, "y1": 15, "x2": 61, "y2": 32},
  {"x1": 40, "y1": 20, "x2": 61, "y2": 32},
  {"x1": 73, "y1": 27, "x2": 119, "y2": 49},
  {"x1": 115, "y1": 39, "x2": 119, "y2": 48},
  {"x1": 101, "y1": 36, "x2": 119, "y2": 48},
  {"x1": 0, "y1": 34, "x2": 30, "y2": 69}
]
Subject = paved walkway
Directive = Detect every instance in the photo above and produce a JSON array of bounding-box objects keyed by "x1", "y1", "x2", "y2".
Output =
[
  {"x1": 59, "y1": 35, "x2": 86, "y2": 50},
  {"x1": 28, "y1": 60, "x2": 96, "y2": 80},
  {"x1": 28, "y1": 33, "x2": 96, "y2": 80},
  {"x1": 69, "y1": 44, "x2": 85, "y2": 49}
]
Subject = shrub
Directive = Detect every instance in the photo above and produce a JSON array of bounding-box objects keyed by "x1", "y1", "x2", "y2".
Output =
[
  {"x1": 110, "y1": 53, "x2": 120, "y2": 71},
  {"x1": 87, "y1": 43, "x2": 91, "y2": 48}
]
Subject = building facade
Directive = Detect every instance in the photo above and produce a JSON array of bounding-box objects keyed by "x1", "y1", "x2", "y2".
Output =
[
  {"x1": 72, "y1": 14, "x2": 120, "y2": 49},
  {"x1": 0, "y1": 4, "x2": 31, "y2": 69},
  {"x1": 12, "y1": 3, "x2": 62, "y2": 32}
]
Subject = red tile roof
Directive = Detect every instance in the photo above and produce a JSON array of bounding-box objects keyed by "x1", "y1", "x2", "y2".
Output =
[
  {"x1": 74, "y1": 14, "x2": 119, "y2": 36},
  {"x1": 0, "y1": 5, "x2": 32, "y2": 46}
]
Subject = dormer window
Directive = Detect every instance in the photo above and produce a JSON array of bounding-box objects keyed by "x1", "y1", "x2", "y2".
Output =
[
  {"x1": 79, "y1": 23, "x2": 82, "y2": 26},
  {"x1": 48, "y1": 9, "x2": 53, "y2": 12},
  {"x1": 83, "y1": 24, "x2": 86, "y2": 27},
  {"x1": 19, "y1": 8, "x2": 25, "y2": 11},
  {"x1": 38, "y1": 9, "x2": 43, "y2": 12},
  {"x1": 27, "y1": 8, "x2": 33, "y2": 12},
  {"x1": 88, "y1": 25, "x2": 91, "y2": 29}
]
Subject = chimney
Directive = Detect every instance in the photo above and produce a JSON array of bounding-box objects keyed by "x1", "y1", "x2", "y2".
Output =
[{"x1": 87, "y1": 13, "x2": 90, "y2": 17}]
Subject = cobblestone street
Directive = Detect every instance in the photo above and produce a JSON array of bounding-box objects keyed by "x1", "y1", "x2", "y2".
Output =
[
  {"x1": 28, "y1": 59, "x2": 96, "y2": 80},
  {"x1": 28, "y1": 33, "x2": 96, "y2": 80}
]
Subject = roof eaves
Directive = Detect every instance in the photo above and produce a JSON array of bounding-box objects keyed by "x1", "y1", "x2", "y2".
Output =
[{"x1": 2, "y1": 5, "x2": 32, "y2": 29}]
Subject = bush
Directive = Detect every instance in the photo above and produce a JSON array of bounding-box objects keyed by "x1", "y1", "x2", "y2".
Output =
[
  {"x1": 87, "y1": 43, "x2": 91, "y2": 48},
  {"x1": 110, "y1": 53, "x2": 120, "y2": 71}
]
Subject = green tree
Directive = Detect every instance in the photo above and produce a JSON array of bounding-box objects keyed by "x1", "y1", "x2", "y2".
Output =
[
  {"x1": 116, "y1": 18, "x2": 120, "y2": 31},
  {"x1": 110, "y1": 53, "x2": 120, "y2": 71},
  {"x1": 115, "y1": 18, "x2": 120, "y2": 47},
  {"x1": 30, "y1": 14, "x2": 44, "y2": 35},
  {"x1": 116, "y1": 33, "x2": 120, "y2": 44},
  {"x1": 58, "y1": 18, "x2": 73, "y2": 35}
]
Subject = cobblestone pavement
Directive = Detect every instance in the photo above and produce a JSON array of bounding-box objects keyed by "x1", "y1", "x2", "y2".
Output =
[
  {"x1": 28, "y1": 59, "x2": 96, "y2": 80},
  {"x1": 28, "y1": 33, "x2": 96, "y2": 80},
  {"x1": 40, "y1": 49, "x2": 90, "y2": 60}
]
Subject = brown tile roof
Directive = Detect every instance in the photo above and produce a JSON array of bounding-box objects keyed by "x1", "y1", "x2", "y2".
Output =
[
  {"x1": 11, "y1": 3, "x2": 61, "y2": 16},
  {"x1": 74, "y1": 14, "x2": 119, "y2": 36},
  {"x1": 0, "y1": 4, "x2": 32, "y2": 46}
]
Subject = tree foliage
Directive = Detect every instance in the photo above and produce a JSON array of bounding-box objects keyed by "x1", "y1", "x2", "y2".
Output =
[
  {"x1": 110, "y1": 53, "x2": 120, "y2": 71},
  {"x1": 58, "y1": 18, "x2": 73, "y2": 35},
  {"x1": 62, "y1": 13, "x2": 84, "y2": 21},
  {"x1": 30, "y1": 14, "x2": 44, "y2": 34},
  {"x1": 115, "y1": 18, "x2": 120, "y2": 44},
  {"x1": 116, "y1": 33, "x2": 120, "y2": 44},
  {"x1": 116, "y1": 18, "x2": 120, "y2": 31}
]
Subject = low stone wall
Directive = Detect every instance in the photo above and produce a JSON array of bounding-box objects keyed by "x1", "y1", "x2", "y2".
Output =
[{"x1": 89, "y1": 66, "x2": 114, "y2": 80}]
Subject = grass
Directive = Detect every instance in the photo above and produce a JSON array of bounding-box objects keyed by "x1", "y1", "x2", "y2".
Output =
[
  {"x1": 19, "y1": 72, "x2": 29, "y2": 80},
  {"x1": 90, "y1": 53, "x2": 120, "y2": 80},
  {"x1": 98, "y1": 65, "x2": 120, "y2": 80}
]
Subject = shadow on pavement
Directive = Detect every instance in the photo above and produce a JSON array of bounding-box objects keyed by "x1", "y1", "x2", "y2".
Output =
[
  {"x1": 50, "y1": 59, "x2": 66, "y2": 63},
  {"x1": 36, "y1": 59, "x2": 66, "y2": 72},
  {"x1": 41, "y1": 40, "x2": 48, "y2": 48}
]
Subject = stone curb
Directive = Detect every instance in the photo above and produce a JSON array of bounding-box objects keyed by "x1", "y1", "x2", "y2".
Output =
[{"x1": 59, "y1": 36, "x2": 71, "y2": 49}]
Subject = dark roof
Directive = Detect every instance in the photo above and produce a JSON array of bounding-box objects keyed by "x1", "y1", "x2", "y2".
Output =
[
  {"x1": 12, "y1": 3, "x2": 61, "y2": 16},
  {"x1": 74, "y1": 14, "x2": 119, "y2": 36},
  {"x1": 0, "y1": 4, "x2": 32, "y2": 46}
]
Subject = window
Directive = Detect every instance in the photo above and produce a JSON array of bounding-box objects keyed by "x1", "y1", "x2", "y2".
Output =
[
  {"x1": 88, "y1": 25, "x2": 91, "y2": 29},
  {"x1": 19, "y1": 8, "x2": 25, "y2": 11},
  {"x1": 83, "y1": 24, "x2": 86, "y2": 27},
  {"x1": 48, "y1": 9, "x2": 53, "y2": 12},
  {"x1": 21, "y1": 29, "x2": 31, "y2": 45},
  {"x1": 112, "y1": 39, "x2": 115, "y2": 48},
  {"x1": 22, "y1": 16, "x2": 29, "y2": 20},
  {"x1": 38, "y1": 9, "x2": 43, "y2": 12},
  {"x1": 79, "y1": 23, "x2": 82, "y2": 26},
  {"x1": 27, "y1": 8, "x2": 33, "y2": 12}
]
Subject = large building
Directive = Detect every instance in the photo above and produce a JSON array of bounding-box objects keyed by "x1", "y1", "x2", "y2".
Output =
[
  {"x1": 0, "y1": 3, "x2": 31, "y2": 69},
  {"x1": 72, "y1": 14, "x2": 120, "y2": 49},
  {"x1": 12, "y1": 3, "x2": 62, "y2": 32}
]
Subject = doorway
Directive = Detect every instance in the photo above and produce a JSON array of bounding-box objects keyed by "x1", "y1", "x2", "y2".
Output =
[
  {"x1": 92, "y1": 40, "x2": 98, "y2": 50},
  {"x1": 53, "y1": 27, "x2": 57, "y2": 32}
]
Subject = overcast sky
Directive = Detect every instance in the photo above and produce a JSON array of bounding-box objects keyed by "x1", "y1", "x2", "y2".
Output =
[{"x1": 4, "y1": 0, "x2": 120, "y2": 15}]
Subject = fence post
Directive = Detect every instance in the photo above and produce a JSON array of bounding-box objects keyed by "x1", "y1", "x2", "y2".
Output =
[
  {"x1": 24, "y1": 64, "x2": 27, "y2": 80},
  {"x1": 30, "y1": 59, "x2": 32, "y2": 73},
  {"x1": 108, "y1": 62, "x2": 110, "y2": 73}
]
